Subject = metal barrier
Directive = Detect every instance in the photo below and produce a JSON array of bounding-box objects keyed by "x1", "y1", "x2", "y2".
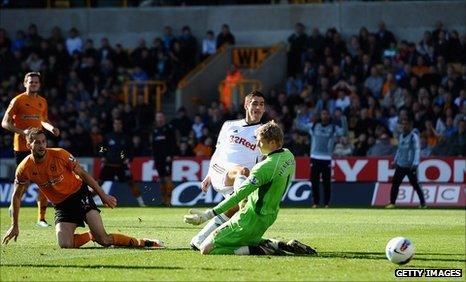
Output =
[
  {"x1": 218, "y1": 79, "x2": 262, "y2": 109},
  {"x1": 122, "y1": 81, "x2": 167, "y2": 111}
]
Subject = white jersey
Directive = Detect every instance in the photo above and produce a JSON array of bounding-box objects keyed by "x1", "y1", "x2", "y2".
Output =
[
  {"x1": 213, "y1": 119, "x2": 262, "y2": 168},
  {"x1": 207, "y1": 119, "x2": 262, "y2": 193}
]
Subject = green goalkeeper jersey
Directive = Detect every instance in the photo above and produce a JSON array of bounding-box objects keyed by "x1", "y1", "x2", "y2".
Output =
[{"x1": 213, "y1": 148, "x2": 296, "y2": 217}]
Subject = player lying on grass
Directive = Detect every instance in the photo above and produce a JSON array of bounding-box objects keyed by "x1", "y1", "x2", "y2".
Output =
[
  {"x1": 184, "y1": 121, "x2": 317, "y2": 255},
  {"x1": 190, "y1": 90, "x2": 266, "y2": 250},
  {"x1": 2, "y1": 128, "x2": 164, "y2": 249}
]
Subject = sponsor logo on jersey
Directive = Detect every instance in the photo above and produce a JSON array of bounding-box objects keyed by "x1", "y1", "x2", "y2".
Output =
[
  {"x1": 38, "y1": 174, "x2": 64, "y2": 188},
  {"x1": 229, "y1": 135, "x2": 257, "y2": 150},
  {"x1": 21, "y1": 114, "x2": 40, "y2": 120}
]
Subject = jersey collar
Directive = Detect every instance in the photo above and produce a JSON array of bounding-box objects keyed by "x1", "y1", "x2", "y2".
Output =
[
  {"x1": 243, "y1": 119, "x2": 261, "y2": 127},
  {"x1": 268, "y1": 148, "x2": 284, "y2": 156}
]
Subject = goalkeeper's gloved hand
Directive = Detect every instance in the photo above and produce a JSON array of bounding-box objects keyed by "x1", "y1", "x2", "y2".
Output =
[{"x1": 183, "y1": 209, "x2": 215, "y2": 225}]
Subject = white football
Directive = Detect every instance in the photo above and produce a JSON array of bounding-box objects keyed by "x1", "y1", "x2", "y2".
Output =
[{"x1": 385, "y1": 237, "x2": 415, "y2": 265}]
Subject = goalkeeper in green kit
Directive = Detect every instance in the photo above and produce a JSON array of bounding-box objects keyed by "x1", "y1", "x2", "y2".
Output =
[{"x1": 184, "y1": 121, "x2": 317, "y2": 255}]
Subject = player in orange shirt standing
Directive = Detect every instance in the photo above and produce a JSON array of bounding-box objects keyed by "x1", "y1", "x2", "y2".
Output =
[
  {"x1": 2, "y1": 128, "x2": 164, "y2": 249},
  {"x1": 2, "y1": 72, "x2": 60, "y2": 227}
]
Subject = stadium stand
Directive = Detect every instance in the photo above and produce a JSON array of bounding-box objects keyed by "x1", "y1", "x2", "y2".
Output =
[{"x1": 0, "y1": 14, "x2": 465, "y2": 160}]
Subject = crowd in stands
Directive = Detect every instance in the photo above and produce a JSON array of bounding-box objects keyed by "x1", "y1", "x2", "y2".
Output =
[
  {"x1": 283, "y1": 21, "x2": 465, "y2": 157},
  {"x1": 0, "y1": 21, "x2": 465, "y2": 160}
]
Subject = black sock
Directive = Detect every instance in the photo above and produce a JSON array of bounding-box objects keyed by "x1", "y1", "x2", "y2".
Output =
[{"x1": 248, "y1": 245, "x2": 266, "y2": 255}]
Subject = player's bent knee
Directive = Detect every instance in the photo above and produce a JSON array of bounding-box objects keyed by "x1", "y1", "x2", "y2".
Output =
[
  {"x1": 239, "y1": 167, "x2": 250, "y2": 177},
  {"x1": 58, "y1": 240, "x2": 74, "y2": 248}
]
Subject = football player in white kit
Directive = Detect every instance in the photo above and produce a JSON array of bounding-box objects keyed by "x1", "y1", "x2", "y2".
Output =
[{"x1": 190, "y1": 90, "x2": 266, "y2": 250}]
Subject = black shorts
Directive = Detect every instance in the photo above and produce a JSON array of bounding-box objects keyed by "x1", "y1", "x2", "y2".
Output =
[
  {"x1": 14, "y1": 151, "x2": 30, "y2": 165},
  {"x1": 99, "y1": 164, "x2": 132, "y2": 182},
  {"x1": 54, "y1": 184, "x2": 100, "y2": 227},
  {"x1": 154, "y1": 159, "x2": 171, "y2": 177}
]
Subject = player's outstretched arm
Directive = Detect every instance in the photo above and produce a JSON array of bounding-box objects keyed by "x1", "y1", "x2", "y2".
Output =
[
  {"x1": 73, "y1": 165, "x2": 117, "y2": 208},
  {"x1": 2, "y1": 182, "x2": 27, "y2": 245},
  {"x1": 183, "y1": 209, "x2": 215, "y2": 225},
  {"x1": 200, "y1": 175, "x2": 211, "y2": 192},
  {"x1": 2, "y1": 111, "x2": 27, "y2": 136},
  {"x1": 41, "y1": 121, "x2": 60, "y2": 137}
]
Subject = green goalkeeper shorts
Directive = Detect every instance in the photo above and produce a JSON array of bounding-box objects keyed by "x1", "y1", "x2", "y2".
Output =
[{"x1": 210, "y1": 208, "x2": 276, "y2": 255}]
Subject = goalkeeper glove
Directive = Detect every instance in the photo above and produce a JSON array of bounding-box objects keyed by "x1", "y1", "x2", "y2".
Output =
[{"x1": 183, "y1": 209, "x2": 215, "y2": 225}]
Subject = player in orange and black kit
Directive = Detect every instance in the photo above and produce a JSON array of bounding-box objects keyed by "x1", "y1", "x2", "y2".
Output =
[
  {"x1": 99, "y1": 118, "x2": 145, "y2": 206},
  {"x1": 151, "y1": 112, "x2": 177, "y2": 206},
  {"x1": 1, "y1": 72, "x2": 60, "y2": 227},
  {"x1": 2, "y1": 128, "x2": 164, "y2": 249}
]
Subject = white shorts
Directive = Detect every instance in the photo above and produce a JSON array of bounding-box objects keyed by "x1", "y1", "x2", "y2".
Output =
[{"x1": 209, "y1": 161, "x2": 237, "y2": 197}]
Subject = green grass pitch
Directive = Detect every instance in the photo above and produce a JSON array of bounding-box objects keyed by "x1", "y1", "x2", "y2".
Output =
[{"x1": 0, "y1": 207, "x2": 465, "y2": 281}]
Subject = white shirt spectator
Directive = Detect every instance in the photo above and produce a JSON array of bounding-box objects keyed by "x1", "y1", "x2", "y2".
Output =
[
  {"x1": 202, "y1": 38, "x2": 216, "y2": 56},
  {"x1": 66, "y1": 36, "x2": 83, "y2": 55},
  {"x1": 335, "y1": 95, "x2": 350, "y2": 112}
]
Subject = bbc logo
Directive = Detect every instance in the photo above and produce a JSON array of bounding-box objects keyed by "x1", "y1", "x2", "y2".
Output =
[{"x1": 395, "y1": 269, "x2": 463, "y2": 277}]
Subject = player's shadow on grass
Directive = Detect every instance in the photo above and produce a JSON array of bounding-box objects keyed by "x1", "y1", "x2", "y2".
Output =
[
  {"x1": 1, "y1": 264, "x2": 245, "y2": 271},
  {"x1": 319, "y1": 252, "x2": 465, "y2": 263}
]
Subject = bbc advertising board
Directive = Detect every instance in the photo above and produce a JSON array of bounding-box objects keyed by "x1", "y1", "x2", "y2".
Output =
[{"x1": 0, "y1": 157, "x2": 464, "y2": 207}]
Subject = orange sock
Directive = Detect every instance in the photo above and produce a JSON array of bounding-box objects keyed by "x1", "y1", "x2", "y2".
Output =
[
  {"x1": 111, "y1": 233, "x2": 142, "y2": 247},
  {"x1": 74, "y1": 232, "x2": 92, "y2": 248},
  {"x1": 37, "y1": 192, "x2": 48, "y2": 221}
]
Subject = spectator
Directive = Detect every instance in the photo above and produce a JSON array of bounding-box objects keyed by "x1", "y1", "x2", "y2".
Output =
[
  {"x1": 176, "y1": 141, "x2": 194, "y2": 157},
  {"x1": 130, "y1": 134, "x2": 151, "y2": 157},
  {"x1": 114, "y1": 43, "x2": 130, "y2": 68},
  {"x1": 364, "y1": 66, "x2": 384, "y2": 98},
  {"x1": 201, "y1": 30, "x2": 216, "y2": 60},
  {"x1": 25, "y1": 23, "x2": 42, "y2": 53},
  {"x1": 162, "y1": 26, "x2": 175, "y2": 52},
  {"x1": 98, "y1": 37, "x2": 115, "y2": 63},
  {"x1": 72, "y1": 124, "x2": 93, "y2": 156},
  {"x1": 171, "y1": 107, "x2": 193, "y2": 139},
  {"x1": 333, "y1": 136, "x2": 354, "y2": 157},
  {"x1": 216, "y1": 24, "x2": 235, "y2": 49},
  {"x1": 287, "y1": 22, "x2": 307, "y2": 77},
  {"x1": 25, "y1": 51, "x2": 43, "y2": 72},
  {"x1": 48, "y1": 26, "x2": 64, "y2": 47},
  {"x1": 450, "y1": 120, "x2": 466, "y2": 156},
  {"x1": 155, "y1": 50, "x2": 171, "y2": 80},
  {"x1": 353, "y1": 133, "x2": 370, "y2": 156},
  {"x1": 131, "y1": 38, "x2": 149, "y2": 68},
  {"x1": 419, "y1": 135, "x2": 432, "y2": 157},
  {"x1": 367, "y1": 133, "x2": 396, "y2": 156},
  {"x1": 179, "y1": 26, "x2": 197, "y2": 70},
  {"x1": 193, "y1": 136, "x2": 213, "y2": 157},
  {"x1": 192, "y1": 114, "x2": 205, "y2": 140},
  {"x1": 308, "y1": 28, "x2": 325, "y2": 57},
  {"x1": 131, "y1": 66, "x2": 148, "y2": 82},
  {"x1": 287, "y1": 132, "x2": 309, "y2": 157},
  {"x1": 65, "y1": 27, "x2": 82, "y2": 55},
  {"x1": 11, "y1": 30, "x2": 26, "y2": 53},
  {"x1": 375, "y1": 21, "x2": 396, "y2": 50}
]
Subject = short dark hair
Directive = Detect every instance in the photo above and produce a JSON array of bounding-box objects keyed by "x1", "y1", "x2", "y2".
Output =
[{"x1": 245, "y1": 90, "x2": 265, "y2": 104}]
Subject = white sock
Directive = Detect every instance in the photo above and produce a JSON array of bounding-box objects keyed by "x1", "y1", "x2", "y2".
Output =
[
  {"x1": 136, "y1": 196, "x2": 145, "y2": 207},
  {"x1": 268, "y1": 239, "x2": 280, "y2": 250},
  {"x1": 233, "y1": 174, "x2": 248, "y2": 192},
  {"x1": 190, "y1": 214, "x2": 229, "y2": 249},
  {"x1": 234, "y1": 246, "x2": 250, "y2": 255}
]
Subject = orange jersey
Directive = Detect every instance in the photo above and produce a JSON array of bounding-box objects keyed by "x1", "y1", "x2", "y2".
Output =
[
  {"x1": 15, "y1": 148, "x2": 83, "y2": 204},
  {"x1": 5, "y1": 92, "x2": 48, "y2": 152}
]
